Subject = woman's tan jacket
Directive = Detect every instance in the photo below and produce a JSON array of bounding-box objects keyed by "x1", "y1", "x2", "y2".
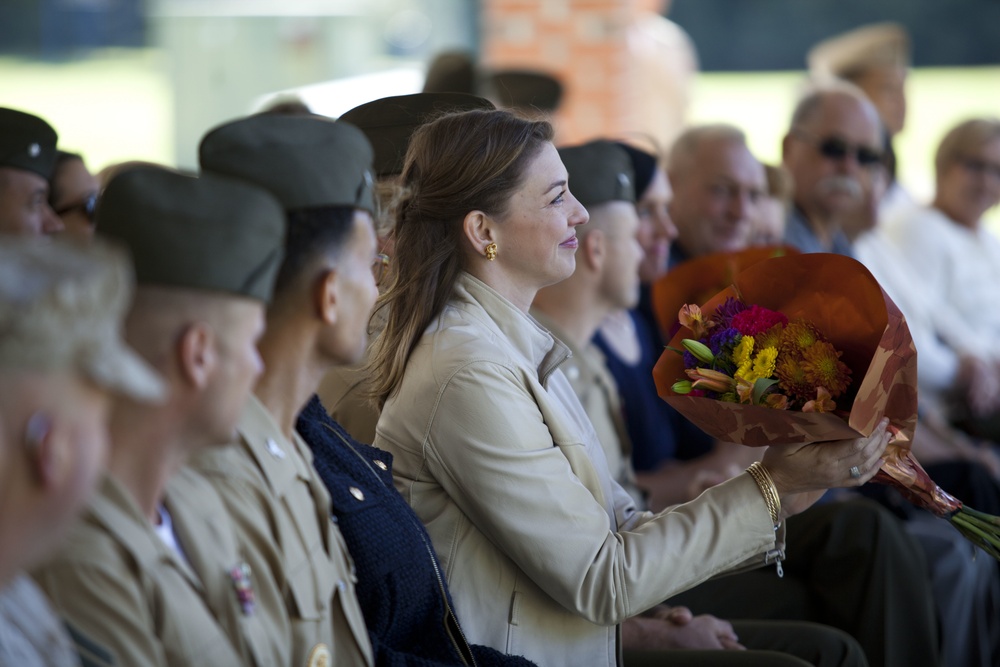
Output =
[{"x1": 375, "y1": 273, "x2": 784, "y2": 667}]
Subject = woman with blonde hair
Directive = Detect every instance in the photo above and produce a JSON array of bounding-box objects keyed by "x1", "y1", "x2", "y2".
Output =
[{"x1": 370, "y1": 109, "x2": 890, "y2": 667}]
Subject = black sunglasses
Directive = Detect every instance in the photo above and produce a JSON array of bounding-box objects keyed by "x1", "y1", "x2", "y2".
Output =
[
  {"x1": 55, "y1": 192, "x2": 98, "y2": 223},
  {"x1": 793, "y1": 130, "x2": 883, "y2": 167}
]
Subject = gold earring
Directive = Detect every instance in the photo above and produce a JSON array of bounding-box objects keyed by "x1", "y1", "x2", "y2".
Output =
[{"x1": 484, "y1": 243, "x2": 498, "y2": 261}]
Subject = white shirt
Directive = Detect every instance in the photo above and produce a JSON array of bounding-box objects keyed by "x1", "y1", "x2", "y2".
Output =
[
  {"x1": 153, "y1": 504, "x2": 190, "y2": 566},
  {"x1": 855, "y1": 229, "x2": 968, "y2": 402},
  {"x1": 884, "y1": 205, "x2": 1000, "y2": 350}
]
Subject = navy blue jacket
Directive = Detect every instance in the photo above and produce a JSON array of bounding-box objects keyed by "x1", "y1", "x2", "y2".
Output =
[{"x1": 297, "y1": 396, "x2": 536, "y2": 667}]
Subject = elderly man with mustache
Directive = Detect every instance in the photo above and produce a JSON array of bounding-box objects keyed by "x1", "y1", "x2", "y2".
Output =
[{"x1": 781, "y1": 83, "x2": 884, "y2": 255}]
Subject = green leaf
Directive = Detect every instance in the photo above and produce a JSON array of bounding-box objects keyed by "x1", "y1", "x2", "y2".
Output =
[{"x1": 751, "y1": 378, "x2": 780, "y2": 405}]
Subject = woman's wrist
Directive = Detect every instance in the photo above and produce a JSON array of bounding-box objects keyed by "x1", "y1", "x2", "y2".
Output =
[{"x1": 746, "y1": 461, "x2": 781, "y2": 525}]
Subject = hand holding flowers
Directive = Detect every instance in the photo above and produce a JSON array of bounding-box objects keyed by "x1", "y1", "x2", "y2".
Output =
[
  {"x1": 653, "y1": 253, "x2": 1000, "y2": 560},
  {"x1": 761, "y1": 420, "x2": 891, "y2": 520}
]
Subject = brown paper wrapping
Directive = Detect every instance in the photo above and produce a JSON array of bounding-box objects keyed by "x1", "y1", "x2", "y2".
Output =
[
  {"x1": 652, "y1": 253, "x2": 918, "y2": 447},
  {"x1": 651, "y1": 245, "x2": 801, "y2": 340}
]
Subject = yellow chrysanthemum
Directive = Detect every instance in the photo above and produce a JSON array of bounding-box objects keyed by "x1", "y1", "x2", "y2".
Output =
[
  {"x1": 801, "y1": 341, "x2": 852, "y2": 398},
  {"x1": 733, "y1": 335, "x2": 755, "y2": 380},
  {"x1": 751, "y1": 346, "x2": 778, "y2": 381}
]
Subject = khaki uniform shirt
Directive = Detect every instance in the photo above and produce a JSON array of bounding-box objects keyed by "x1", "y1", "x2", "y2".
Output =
[
  {"x1": 165, "y1": 467, "x2": 290, "y2": 666},
  {"x1": 33, "y1": 475, "x2": 245, "y2": 667},
  {"x1": 194, "y1": 394, "x2": 373, "y2": 667},
  {"x1": 376, "y1": 273, "x2": 781, "y2": 667}
]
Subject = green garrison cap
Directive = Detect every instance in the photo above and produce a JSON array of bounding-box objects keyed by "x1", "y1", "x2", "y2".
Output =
[
  {"x1": 0, "y1": 107, "x2": 58, "y2": 179},
  {"x1": 558, "y1": 140, "x2": 635, "y2": 208},
  {"x1": 96, "y1": 165, "x2": 285, "y2": 303},
  {"x1": 199, "y1": 114, "x2": 375, "y2": 212},
  {"x1": 485, "y1": 70, "x2": 564, "y2": 113},
  {"x1": 0, "y1": 238, "x2": 165, "y2": 402},
  {"x1": 339, "y1": 93, "x2": 496, "y2": 178}
]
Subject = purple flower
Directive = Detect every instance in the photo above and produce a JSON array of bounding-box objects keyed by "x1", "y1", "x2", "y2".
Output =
[{"x1": 714, "y1": 297, "x2": 748, "y2": 329}]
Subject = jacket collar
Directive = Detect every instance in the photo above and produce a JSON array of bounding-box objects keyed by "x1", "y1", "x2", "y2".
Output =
[
  {"x1": 89, "y1": 474, "x2": 202, "y2": 590},
  {"x1": 452, "y1": 272, "x2": 570, "y2": 385}
]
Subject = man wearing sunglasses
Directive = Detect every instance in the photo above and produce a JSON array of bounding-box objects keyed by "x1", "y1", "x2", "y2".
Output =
[
  {"x1": 781, "y1": 85, "x2": 883, "y2": 256},
  {"x1": 49, "y1": 151, "x2": 100, "y2": 239}
]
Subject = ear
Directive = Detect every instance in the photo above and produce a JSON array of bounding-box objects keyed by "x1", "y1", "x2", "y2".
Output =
[
  {"x1": 315, "y1": 268, "x2": 339, "y2": 326},
  {"x1": 177, "y1": 322, "x2": 216, "y2": 391},
  {"x1": 781, "y1": 133, "x2": 793, "y2": 162},
  {"x1": 24, "y1": 411, "x2": 58, "y2": 487},
  {"x1": 581, "y1": 229, "x2": 605, "y2": 273},
  {"x1": 462, "y1": 210, "x2": 496, "y2": 259}
]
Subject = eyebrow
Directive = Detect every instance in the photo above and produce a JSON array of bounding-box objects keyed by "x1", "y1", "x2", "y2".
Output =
[{"x1": 545, "y1": 179, "x2": 567, "y2": 194}]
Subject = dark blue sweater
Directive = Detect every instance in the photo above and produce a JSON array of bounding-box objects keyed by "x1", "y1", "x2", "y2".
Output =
[{"x1": 297, "y1": 396, "x2": 536, "y2": 667}]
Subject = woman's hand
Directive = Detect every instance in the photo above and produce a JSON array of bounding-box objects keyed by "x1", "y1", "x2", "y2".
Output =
[
  {"x1": 761, "y1": 418, "x2": 890, "y2": 519},
  {"x1": 622, "y1": 606, "x2": 745, "y2": 651}
]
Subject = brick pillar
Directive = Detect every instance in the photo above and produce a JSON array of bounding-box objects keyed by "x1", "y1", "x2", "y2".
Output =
[{"x1": 481, "y1": 0, "x2": 638, "y2": 145}]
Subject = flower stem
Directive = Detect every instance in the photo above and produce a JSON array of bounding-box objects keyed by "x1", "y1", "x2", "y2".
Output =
[{"x1": 951, "y1": 513, "x2": 1000, "y2": 559}]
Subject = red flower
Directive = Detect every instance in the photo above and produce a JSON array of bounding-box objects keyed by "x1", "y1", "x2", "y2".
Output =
[{"x1": 730, "y1": 305, "x2": 789, "y2": 337}]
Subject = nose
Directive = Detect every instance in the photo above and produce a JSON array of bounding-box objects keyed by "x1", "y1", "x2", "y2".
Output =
[
  {"x1": 568, "y1": 191, "x2": 589, "y2": 227},
  {"x1": 655, "y1": 207, "x2": 678, "y2": 242},
  {"x1": 41, "y1": 203, "x2": 64, "y2": 235},
  {"x1": 727, "y1": 191, "x2": 752, "y2": 223}
]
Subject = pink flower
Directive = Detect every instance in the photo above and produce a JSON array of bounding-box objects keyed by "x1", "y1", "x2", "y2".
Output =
[{"x1": 730, "y1": 305, "x2": 789, "y2": 337}]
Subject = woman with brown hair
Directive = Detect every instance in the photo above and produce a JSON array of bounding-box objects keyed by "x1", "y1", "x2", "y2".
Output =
[{"x1": 370, "y1": 109, "x2": 890, "y2": 667}]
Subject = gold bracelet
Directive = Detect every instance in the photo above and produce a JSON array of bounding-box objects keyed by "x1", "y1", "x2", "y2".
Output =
[{"x1": 746, "y1": 462, "x2": 781, "y2": 525}]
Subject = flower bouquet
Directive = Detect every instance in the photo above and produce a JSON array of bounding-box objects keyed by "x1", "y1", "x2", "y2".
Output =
[{"x1": 652, "y1": 252, "x2": 1000, "y2": 559}]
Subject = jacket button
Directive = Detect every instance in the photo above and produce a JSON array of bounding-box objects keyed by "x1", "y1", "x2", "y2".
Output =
[
  {"x1": 349, "y1": 487, "x2": 365, "y2": 501},
  {"x1": 373, "y1": 459, "x2": 388, "y2": 471}
]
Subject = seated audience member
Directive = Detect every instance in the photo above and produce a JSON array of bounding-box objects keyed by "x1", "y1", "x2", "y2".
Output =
[
  {"x1": 48, "y1": 151, "x2": 99, "y2": 239},
  {"x1": 0, "y1": 108, "x2": 63, "y2": 236},
  {"x1": 317, "y1": 92, "x2": 497, "y2": 444},
  {"x1": 1, "y1": 239, "x2": 164, "y2": 667},
  {"x1": 532, "y1": 139, "x2": 866, "y2": 667},
  {"x1": 595, "y1": 143, "x2": 716, "y2": 476},
  {"x1": 369, "y1": 107, "x2": 894, "y2": 667},
  {"x1": 781, "y1": 84, "x2": 883, "y2": 255},
  {"x1": 196, "y1": 114, "x2": 378, "y2": 667},
  {"x1": 667, "y1": 124, "x2": 766, "y2": 266},
  {"x1": 885, "y1": 117, "x2": 1000, "y2": 416},
  {"x1": 750, "y1": 164, "x2": 793, "y2": 246},
  {"x1": 34, "y1": 166, "x2": 290, "y2": 667},
  {"x1": 598, "y1": 133, "x2": 941, "y2": 667}
]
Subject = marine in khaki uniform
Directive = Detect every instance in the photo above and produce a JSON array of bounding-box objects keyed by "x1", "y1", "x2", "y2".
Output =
[
  {"x1": 33, "y1": 165, "x2": 290, "y2": 667},
  {"x1": 1, "y1": 239, "x2": 165, "y2": 667},
  {"x1": 194, "y1": 113, "x2": 379, "y2": 667}
]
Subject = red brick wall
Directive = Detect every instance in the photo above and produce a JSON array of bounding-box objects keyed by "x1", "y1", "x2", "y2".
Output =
[{"x1": 481, "y1": 0, "x2": 638, "y2": 144}]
